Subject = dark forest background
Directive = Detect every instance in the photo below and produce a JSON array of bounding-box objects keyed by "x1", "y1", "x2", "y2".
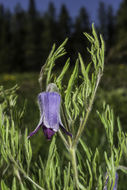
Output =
[{"x1": 0, "y1": 0, "x2": 127, "y2": 72}]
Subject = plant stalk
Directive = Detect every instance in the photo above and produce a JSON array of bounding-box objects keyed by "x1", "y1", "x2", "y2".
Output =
[
  {"x1": 58, "y1": 130, "x2": 69, "y2": 149},
  {"x1": 70, "y1": 147, "x2": 79, "y2": 190}
]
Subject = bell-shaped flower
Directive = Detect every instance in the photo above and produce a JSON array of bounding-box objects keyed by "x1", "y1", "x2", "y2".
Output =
[{"x1": 28, "y1": 91, "x2": 72, "y2": 140}]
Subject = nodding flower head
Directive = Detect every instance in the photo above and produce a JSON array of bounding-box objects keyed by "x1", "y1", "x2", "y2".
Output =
[{"x1": 28, "y1": 87, "x2": 72, "y2": 140}]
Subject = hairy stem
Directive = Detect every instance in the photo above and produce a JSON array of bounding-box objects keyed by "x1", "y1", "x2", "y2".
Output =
[
  {"x1": 58, "y1": 130, "x2": 69, "y2": 149},
  {"x1": 70, "y1": 147, "x2": 79, "y2": 190}
]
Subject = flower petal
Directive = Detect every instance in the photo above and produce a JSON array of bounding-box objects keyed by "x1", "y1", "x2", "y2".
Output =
[
  {"x1": 59, "y1": 115, "x2": 72, "y2": 137},
  {"x1": 28, "y1": 116, "x2": 43, "y2": 138},
  {"x1": 59, "y1": 124, "x2": 72, "y2": 137},
  {"x1": 38, "y1": 92, "x2": 61, "y2": 131}
]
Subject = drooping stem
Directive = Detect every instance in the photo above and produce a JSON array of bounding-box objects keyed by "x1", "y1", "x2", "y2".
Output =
[
  {"x1": 70, "y1": 147, "x2": 79, "y2": 190},
  {"x1": 58, "y1": 130, "x2": 69, "y2": 149}
]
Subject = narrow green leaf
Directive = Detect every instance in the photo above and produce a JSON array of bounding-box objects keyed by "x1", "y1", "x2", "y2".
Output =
[
  {"x1": 56, "y1": 38, "x2": 68, "y2": 53},
  {"x1": 86, "y1": 62, "x2": 92, "y2": 74},
  {"x1": 5, "y1": 118, "x2": 9, "y2": 143},
  {"x1": 64, "y1": 162, "x2": 71, "y2": 189},
  {"x1": 100, "y1": 34, "x2": 105, "y2": 70},
  {"x1": 1, "y1": 146, "x2": 8, "y2": 163},
  {"x1": 38, "y1": 169, "x2": 42, "y2": 186},
  {"x1": 92, "y1": 148, "x2": 99, "y2": 180},
  {"x1": 12, "y1": 177, "x2": 16, "y2": 190},
  {"x1": 92, "y1": 23, "x2": 99, "y2": 48},
  {"x1": 84, "y1": 32, "x2": 94, "y2": 43},
  {"x1": 72, "y1": 89, "x2": 79, "y2": 119},
  {"x1": 0, "y1": 105, "x2": 3, "y2": 127},
  {"x1": 79, "y1": 139, "x2": 92, "y2": 161},
  {"x1": 47, "y1": 44, "x2": 56, "y2": 63},
  {"x1": 65, "y1": 59, "x2": 79, "y2": 117},
  {"x1": 86, "y1": 159, "x2": 93, "y2": 189},
  {"x1": 104, "y1": 152, "x2": 111, "y2": 171},
  {"x1": 97, "y1": 174, "x2": 102, "y2": 190},
  {"x1": 56, "y1": 58, "x2": 70, "y2": 88},
  {"x1": 1, "y1": 180, "x2": 10, "y2": 190},
  {"x1": 78, "y1": 53, "x2": 86, "y2": 76},
  {"x1": 20, "y1": 183, "x2": 26, "y2": 190}
]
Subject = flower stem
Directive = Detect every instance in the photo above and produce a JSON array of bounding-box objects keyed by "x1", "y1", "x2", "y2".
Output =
[
  {"x1": 58, "y1": 130, "x2": 69, "y2": 149},
  {"x1": 70, "y1": 147, "x2": 79, "y2": 190}
]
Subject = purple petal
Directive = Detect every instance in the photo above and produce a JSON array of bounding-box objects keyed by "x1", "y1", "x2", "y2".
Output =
[
  {"x1": 60, "y1": 125, "x2": 72, "y2": 137},
  {"x1": 28, "y1": 116, "x2": 43, "y2": 139},
  {"x1": 59, "y1": 116, "x2": 72, "y2": 137},
  {"x1": 43, "y1": 126, "x2": 55, "y2": 140},
  {"x1": 38, "y1": 92, "x2": 61, "y2": 131},
  {"x1": 28, "y1": 124, "x2": 41, "y2": 139}
]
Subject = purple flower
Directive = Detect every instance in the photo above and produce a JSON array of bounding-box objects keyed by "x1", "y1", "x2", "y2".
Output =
[
  {"x1": 103, "y1": 172, "x2": 118, "y2": 190},
  {"x1": 28, "y1": 92, "x2": 72, "y2": 140}
]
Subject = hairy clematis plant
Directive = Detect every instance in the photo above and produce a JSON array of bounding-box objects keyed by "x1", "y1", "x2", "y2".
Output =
[
  {"x1": 28, "y1": 84, "x2": 72, "y2": 140},
  {"x1": 1, "y1": 24, "x2": 127, "y2": 190}
]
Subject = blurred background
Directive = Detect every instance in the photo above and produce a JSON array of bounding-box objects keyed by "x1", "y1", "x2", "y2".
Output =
[
  {"x1": 0, "y1": 0, "x2": 127, "y2": 188},
  {"x1": 0, "y1": 0, "x2": 126, "y2": 72}
]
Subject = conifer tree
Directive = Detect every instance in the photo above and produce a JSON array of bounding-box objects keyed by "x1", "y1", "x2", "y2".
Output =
[
  {"x1": 28, "y1": 0, "x2": 36, "y2": 20},
  {"x1": 0, "y1": 5, "x2": 4, "y2": 37},
  {"x1": 10, "y1": 3, "x2": 26, "y2": 71},
  {"x1": 41, "y1": 2, "x2": 58, "y2": 60},
  {"x1": 58, "y1": 4, "x2": 72, "y2": 40},
  {"x1": 107, "y1": 0, "x2": 127, "y2": 64},
  {"x1": 71, "y1": 7, "x2": 90, "y2": 62},
  {"x1": 116, "y1": 0, "x2": 127, "y2": 41},
  {"x1": 98, "y1": 1, "x2": 107, "y2": 41},
  {"x1": 107, "y1": 5, "x2": 115, "y2": 50},
  {"x1": 75, "y1": 7, "x2": 90, "y2": 33},
  {"x1": 0, "y1": 7, "x2": 11, "y2": 72},
  {"x1": 24, "y1": 0, "x2": 42, "y2": 70}
]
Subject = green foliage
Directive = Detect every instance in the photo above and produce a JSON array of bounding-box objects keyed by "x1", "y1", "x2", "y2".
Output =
[
  {"x1": 0, "y1": 24, "x2": 127, "y2": 190},
  {"x1": 39, "y1": 38, "x2": 68, "y2": 90},
  {"x1": 97, "y1": 103, "x2": 126, "y2": 188}
]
